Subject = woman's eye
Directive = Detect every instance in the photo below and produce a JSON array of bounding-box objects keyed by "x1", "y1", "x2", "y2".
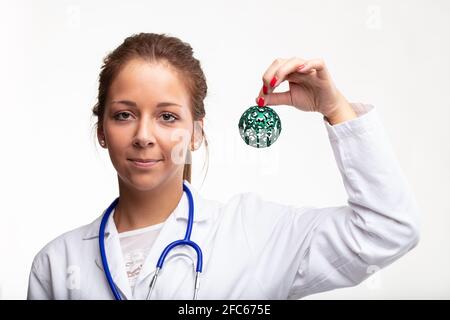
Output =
[
  {"x1": 113, "y1": 112, "x2": 177, "y2": 123},
  {"x1": 160, "y1": 112, "x2": 177, "y2": 123},
  {"x1": 114, "y1": 112, "x2": 132, "y2": 121}
]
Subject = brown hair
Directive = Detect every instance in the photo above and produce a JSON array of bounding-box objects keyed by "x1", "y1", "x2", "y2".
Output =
[{"x1": 91, "y1": 33, "x2": 209, "y2": 183}]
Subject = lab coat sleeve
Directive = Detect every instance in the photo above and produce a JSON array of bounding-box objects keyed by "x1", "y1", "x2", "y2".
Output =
[
  {"x1": 241, "y1": 103, "x2": 420, "y2": 299},
  {"x1": 27, "y1": 258, "x2": 53, "y2": 300}
]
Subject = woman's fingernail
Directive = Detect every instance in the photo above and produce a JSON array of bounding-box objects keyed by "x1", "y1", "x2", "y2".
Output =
[
  {"x1": 298, "y1": 64, "x2": 305, "y2": 71},
  {"x1": 257, "y1": 97, "x2": 265, "y2": 107},
  {"x1": 263, "y1": 85, "x2": 268, "y2": 95},
  {"x1": 270, "y1": 76, "x2": 277, "y2": 88}
]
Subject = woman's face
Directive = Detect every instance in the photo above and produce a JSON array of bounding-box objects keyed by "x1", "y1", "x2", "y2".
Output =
[{"x1": 99, "y1": 59, "x2": 201, "y2": 191}]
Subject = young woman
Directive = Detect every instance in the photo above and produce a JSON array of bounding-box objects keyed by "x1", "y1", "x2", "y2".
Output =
[{"x1": 27, "y1": 33, "x2": 420, "y2": 300}]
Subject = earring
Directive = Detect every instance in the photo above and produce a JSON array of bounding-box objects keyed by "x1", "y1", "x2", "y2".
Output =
[{"x1": 100, "y1": 140, "x2": 105, "y2": 147}]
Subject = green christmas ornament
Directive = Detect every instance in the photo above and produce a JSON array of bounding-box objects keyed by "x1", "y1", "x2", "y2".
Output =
[{"x1": 238, "y1": 106, "x2": 282, "y2": 148}]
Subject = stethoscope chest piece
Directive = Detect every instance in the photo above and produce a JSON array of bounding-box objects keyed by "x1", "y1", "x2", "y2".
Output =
[{"x1": 238, "y1": 105, "x2": 282, "y2": 148}]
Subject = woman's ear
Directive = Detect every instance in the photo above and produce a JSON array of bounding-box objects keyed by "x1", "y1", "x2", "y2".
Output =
[
  {"x1": 97, "y1": 125, "x2": 107, "y2": 148},
  {"x1": 191, "y1": 119, "x2": 204, "y2": 151}
]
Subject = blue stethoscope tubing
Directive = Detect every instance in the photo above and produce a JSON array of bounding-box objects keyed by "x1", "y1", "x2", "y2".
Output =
[{"x1": 98, "y1": 182, "x2": 203, "y2": 300}]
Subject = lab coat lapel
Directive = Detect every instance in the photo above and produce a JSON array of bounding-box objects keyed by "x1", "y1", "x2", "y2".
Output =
[
  {"x1": 94, "y1": 208, "x2": 133, "y2": 300},
  {"x1": 135, "y1": 180, "x2": 214, "y2": 298}
]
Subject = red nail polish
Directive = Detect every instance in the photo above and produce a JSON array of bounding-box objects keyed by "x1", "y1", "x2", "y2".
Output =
[
  {"x1": 270, "y1": 77, "x2": 277, "y2": 88},
  {"x1": 263, "y1": 85, "x2": 268, "y2": 95},
  {"x1": 257, "y1": 97, "x2": 265, "y2": 107},
  {"x1": 298, "y1": 64, "x2": 305, "y2": 70}
]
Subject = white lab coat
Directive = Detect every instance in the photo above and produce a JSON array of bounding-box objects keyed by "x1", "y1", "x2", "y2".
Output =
[{"x1": 27, "y1": 103, "x2": 420, "y2": 300}]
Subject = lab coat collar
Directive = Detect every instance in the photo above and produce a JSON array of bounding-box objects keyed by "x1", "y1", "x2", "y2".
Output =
[{"x1": 174, "y1": 179, "x2": 209, "y2": 222}]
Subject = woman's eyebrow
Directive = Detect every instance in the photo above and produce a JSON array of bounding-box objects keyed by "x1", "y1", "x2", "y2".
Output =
[{"x1": 111, "y1": 100, "x2": 182, "y2": 108}]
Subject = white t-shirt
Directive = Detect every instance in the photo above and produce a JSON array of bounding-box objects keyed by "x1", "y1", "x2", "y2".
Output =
[{"x1": 118, "y1": 222, "x2": 164, "y2": 293}]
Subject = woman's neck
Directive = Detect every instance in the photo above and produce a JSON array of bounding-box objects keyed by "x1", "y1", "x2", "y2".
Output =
[{"x1": 113, "y1": 175, "x2": 184, "y2": 233}]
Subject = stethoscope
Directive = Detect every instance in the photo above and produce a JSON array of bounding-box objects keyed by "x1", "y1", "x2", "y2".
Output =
[{"x1": 98, "y1": 182, "x2": 203, "y2": 300}]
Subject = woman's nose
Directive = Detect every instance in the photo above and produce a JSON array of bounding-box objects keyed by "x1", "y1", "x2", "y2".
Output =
[{"x1": 132, "y1": 118, "x2": 157, "y2": 147}]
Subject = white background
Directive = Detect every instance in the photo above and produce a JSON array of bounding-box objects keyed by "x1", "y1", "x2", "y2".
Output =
[{"x1": 1, "y1": 0, "x2": 449, "y2": 299}]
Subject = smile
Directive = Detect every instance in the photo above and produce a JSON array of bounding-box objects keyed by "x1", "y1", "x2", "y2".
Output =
[{"x1": 128, "y1": 159, "x2": 161, "y2": 169}]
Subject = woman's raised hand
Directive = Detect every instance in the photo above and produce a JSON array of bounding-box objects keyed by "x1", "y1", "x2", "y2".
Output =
[{"x1": 256, "y1": 57, "x2": 357, "y2": 125}]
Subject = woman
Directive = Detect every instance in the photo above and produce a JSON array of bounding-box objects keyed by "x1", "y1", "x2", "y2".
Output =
[{"x1": 27, "y1": 33, "x2": 420, "y2": 300}]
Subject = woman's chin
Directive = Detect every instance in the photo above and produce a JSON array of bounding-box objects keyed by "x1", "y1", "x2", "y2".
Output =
[
  {"x1": 132, "y1": 180, "x2": 161, "y2": 192},
  {"x1": 120, "y1": 174, "x2": 162, "y2": 192}
]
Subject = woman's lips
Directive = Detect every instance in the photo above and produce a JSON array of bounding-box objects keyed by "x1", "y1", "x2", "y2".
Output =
[{"x1": 128, "y1": 159, "x2": 161, "y2": 169}]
